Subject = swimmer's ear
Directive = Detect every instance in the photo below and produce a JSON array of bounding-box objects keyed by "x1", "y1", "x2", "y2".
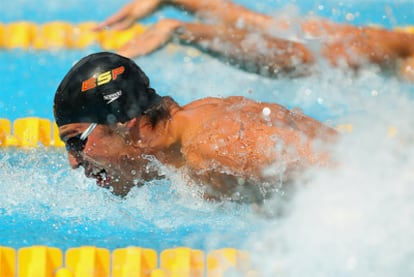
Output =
[
  {"x1": 113, "y1": 118, "x2": 137, "y2": 130},
  {"x1": 123, "y1": 118, "x2": 141, "y2": 144},
  {"x1": 124, "y1": 118, "x2": 138, "y2": 132},
  {"x1": 112, "y1": 119, "x2": 137, "y2": 139}
]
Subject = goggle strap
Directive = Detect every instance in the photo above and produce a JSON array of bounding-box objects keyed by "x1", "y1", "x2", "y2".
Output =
[{"x1": 80, "y1": 123, "x2": 97, "y2": 140}]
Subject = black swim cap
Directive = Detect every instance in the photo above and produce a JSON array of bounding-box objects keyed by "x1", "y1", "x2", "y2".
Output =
[{"x1": 54, "y1": 52, "x2": 162, "y2": 126}]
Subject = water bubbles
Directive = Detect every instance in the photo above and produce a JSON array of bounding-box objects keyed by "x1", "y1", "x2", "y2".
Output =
[
  {"x1": 262, "y1": 107, "x2": 271, "y2": 117},
  {"x1": 345, "y1": 13, "x2": 355, "y2": 21},
  {"x1": 346, "y1": 256, "x2": 358, "y2": 271},
  {"x1": 304, "y1": 88, "x2": 312, "y2": 96},
  {"x1": 237, "y1": 177, "x2": 246, "y2": 186},
  {"x1": 317, "y1": 97, "x2": 324, "y2": 104},
  {"x1": 183, "y1": 55, "x2": 192, "y2": 63}
]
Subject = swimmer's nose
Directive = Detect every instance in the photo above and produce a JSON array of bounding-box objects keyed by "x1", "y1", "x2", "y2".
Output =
[{"x1": 68, "y1": 152, "x2": 83, "y2": 169}]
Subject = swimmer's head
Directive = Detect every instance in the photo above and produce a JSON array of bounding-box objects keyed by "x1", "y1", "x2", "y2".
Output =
[{"x1": 54, "y1": 52, "x2": 162, "y2": 126}]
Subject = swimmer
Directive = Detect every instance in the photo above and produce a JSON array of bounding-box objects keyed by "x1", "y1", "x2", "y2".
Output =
[
  {"x1": 93, "y1": 0, "x2": 414, "y2": 80},
  {"x1": 54, "y1": 52, "x2": 337, "y2": 202}
]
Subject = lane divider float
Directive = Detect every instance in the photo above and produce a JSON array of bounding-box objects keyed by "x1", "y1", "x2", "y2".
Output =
[
  {"x1": 0, "y1": 21, "x2": 414, "y2": 50},
  {"x1": 0, "y1": 246, "x2": 255, "y2": 277},
  {"x1": 0, "y1": 117, "x2": 63, "y2": 147},
  {"x1": 0, "y1": 21, "x2": 146, "y2": 50}
]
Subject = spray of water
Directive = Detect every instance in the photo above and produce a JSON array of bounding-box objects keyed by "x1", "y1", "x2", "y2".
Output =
[{"x1": 243, "y1": 68, "x2": 414, "y2": 276}]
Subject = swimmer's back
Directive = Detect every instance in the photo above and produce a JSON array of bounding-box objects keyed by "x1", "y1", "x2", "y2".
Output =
[{"x1": 179, "y1": 96, "x2": 336, "y2": 176}]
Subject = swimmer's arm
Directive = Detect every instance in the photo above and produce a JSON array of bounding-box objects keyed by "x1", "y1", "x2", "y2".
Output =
[
  {"x1": 117, "y1": 19, "x2": 181, "y2": 57},
  {"x1": 94, "y1": 0, "x2": 284, "y2": 32},
  {"x1": 168, "y1": 0, "x2": 275, "y2": 31},
  {"x1": 174, "y1": 23, "x2": 315, "y2": 75},
  {"x1": 170, "y1": 0, "x2": 362, "y2": 35},
  {"x1": 117, "y1": 19, "x2": 314, "y2": 75},
  {"x1": 93, "y1": 0, "x2": 163, "y2": 31},
  {"x1": 183, "y1": 142, "x2": 254, "y2": 197}
]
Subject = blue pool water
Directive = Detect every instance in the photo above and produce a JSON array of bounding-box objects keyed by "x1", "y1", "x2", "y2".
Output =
[{"x1": 1, "y1": 0, "x2": 414, "y2": 275}]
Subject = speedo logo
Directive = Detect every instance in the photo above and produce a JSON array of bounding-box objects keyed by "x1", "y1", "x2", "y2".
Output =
[
  {"x1": 81, "y1": 66, "x2": 125, "y2": 92},
  {"x1": 103, "y1": 90, "x2": 122, "y2": 104}
]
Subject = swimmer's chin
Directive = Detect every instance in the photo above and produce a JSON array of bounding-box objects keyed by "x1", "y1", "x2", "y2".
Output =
[
  {"x1": 109, "y1": 181, "x2": 145, "y2": 197},
  {"x1": 86, "y1": 169, "x2": 113, "y2": 189},
  {"x1": 91, "y1": 172, "x2": 143, "y2": 197}
]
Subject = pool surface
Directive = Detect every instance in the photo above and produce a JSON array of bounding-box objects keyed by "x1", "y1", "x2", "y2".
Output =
[{"x1": 1, "y1": 0, "x2": 414, "y2": 276}]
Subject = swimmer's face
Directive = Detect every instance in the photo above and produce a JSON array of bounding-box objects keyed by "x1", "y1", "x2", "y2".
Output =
[{"x1": 59, "y1": 123, "x2": 151, "y2": 196}]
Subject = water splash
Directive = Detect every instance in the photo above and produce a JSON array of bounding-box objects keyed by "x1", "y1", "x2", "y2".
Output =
[
  {"x1": 244, "y1": 68, "x2": 414, "y2": 276},
  {"x1": 0, "y1": 148, "x2": 259, "y2": 251}
]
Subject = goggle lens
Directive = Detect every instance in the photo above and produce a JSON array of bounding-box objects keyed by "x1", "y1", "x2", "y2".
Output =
[
  {"x1": 65, "y1": 134, "x2": 88, "y2": 152},
  {"x1": 64, "y1": 123, "x2": 97, "y2": 152}
]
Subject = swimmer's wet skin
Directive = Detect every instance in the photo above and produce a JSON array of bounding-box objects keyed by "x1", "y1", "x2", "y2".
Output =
[{"x1": 54, "y1": 51, "x2": 337, "y2": 202}]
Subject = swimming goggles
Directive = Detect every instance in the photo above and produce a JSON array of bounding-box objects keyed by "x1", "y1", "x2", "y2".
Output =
[{"x1": 65, "y1": 123, "x2": 97, "y2": 152}]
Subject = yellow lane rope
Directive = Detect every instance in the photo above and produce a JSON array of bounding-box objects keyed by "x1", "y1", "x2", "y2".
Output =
[
  {"x1": 0, "y1": 118, "x2": 64, "y2": 147},
  {"x1": 0, "y1": 246, "x2": 256, "y2": 277},
  {"x1": 0, "y1": 21, "x2": 146, "y2": 50},
  {"x1": 0, "y1": 21, "x2": 413, "y2": 50}
]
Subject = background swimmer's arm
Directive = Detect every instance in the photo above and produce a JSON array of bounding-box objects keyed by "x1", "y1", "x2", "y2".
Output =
[
  {"x1": 94, "y1": 0, "x2": 285, "y2": 33},
  {"x1": 117, "y1": 19, "x2": 181, "y2": 58},
  {"x1": 117, "y1": 19, "x2": 315, "y2": 75},
  {"x1": 168, "y1": 0, "x2": 275, "y2": 31},
  {"x1": 174, "y1": 23, "x2": 315, "y2": 76},
  {"x1": 93, "y1": 0, "x2": 164, "y2": 31}
]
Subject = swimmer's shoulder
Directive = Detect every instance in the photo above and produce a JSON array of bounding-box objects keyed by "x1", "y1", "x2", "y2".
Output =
[
  {"x1": 182, "y1": 96, "x2": 248, "y2": 110},
  {"x1": 182, "y1": 97, "x2": 221, "y2": 110}
]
